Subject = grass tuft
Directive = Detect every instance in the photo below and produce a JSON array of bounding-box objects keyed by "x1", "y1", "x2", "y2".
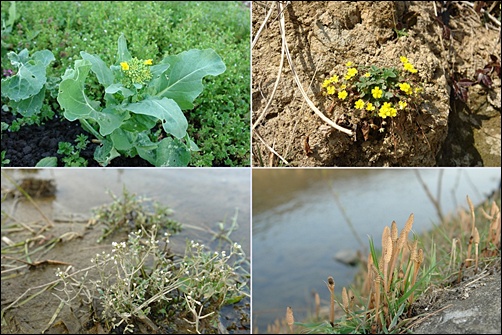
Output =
[{"x1": 274, "y1": 192, "x2": 500, "y2": 334}]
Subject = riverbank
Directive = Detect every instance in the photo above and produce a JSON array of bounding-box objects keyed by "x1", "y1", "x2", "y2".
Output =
[
  {"x1": 410, "y1": 190, "x2": 501, "y2": 334},
  {"x1": 266, "y1": 187, "x2": 500, "y2": 334}
]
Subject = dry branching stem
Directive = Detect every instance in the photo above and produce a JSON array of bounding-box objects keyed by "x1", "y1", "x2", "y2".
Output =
[
  {"x1": 327, "y1": 276, "x2": 335, "y2": 327},
  {"x1": 277, "y1": 1, "x2": 354, "y2": 137}
]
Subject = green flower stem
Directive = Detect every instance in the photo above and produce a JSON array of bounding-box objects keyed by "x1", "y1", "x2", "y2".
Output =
[{"x1": 80, "y1": 119, "x2": 104, "y2": 142}]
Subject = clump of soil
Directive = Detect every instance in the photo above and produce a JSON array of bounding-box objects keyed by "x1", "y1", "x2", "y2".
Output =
[{"x1": 251, "y1": 1, "x2": 501, "y2": 167}]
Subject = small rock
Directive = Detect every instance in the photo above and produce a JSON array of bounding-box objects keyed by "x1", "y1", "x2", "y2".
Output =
[{"x1": 334, "y1": 249, "x2": 360, "y2": 266}]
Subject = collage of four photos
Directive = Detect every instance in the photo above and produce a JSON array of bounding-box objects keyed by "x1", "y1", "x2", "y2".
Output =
[{"x1": 1, "y1": 1, "x2": 501, "y2": 334}]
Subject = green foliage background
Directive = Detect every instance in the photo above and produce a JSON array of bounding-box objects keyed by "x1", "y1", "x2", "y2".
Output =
[{"x1": 1, "y1": 1, "x2": 250, "y2": 166}]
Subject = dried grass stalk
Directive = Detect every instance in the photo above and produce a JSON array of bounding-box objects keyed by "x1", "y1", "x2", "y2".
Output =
[
  {"x1": 396, "y1": 214, "x2": 414, "y2": 261},
  {"x1": 286, "y1": 306, "x2": 295, "y2": 333},
  {"x1": 314, "y1": 292, "x2": 320, "y2": 320},
  {"x1": 373, "y1": 268, "x2": 382, "y2": 330},
  {"x1": 474, "y1": 227, "x2": 480, "y2": 274},
  {"x1": 327, "y1": 276, "x2": 335, "y2": 327},
  {"x1": 487, "y1": 205, "x2": 501, "y2": 254},
  {"x1": 409, "y1": 248, "x2": 423, "y2": 305},
  {"x1": 391, "y1": 221, "x2": 398, "y2": 244},
  {"x1": 403, "y1": 240, "x2": 418, "y2": 289},
  {"x1": 342, "y1": 287, "x2": 349, "y2": 313},
  {"x1": 348, "y1": 289, "x2": 354, "y2": 310},
  {"x1": 364, "y1": 253, "x2": 374, "y2": 295},
  {"x1": 382, "y1": 226, "x2": 393, "y2": 293},
  {"x1": 465, "y1": 195, "x2": 476, "y2": 267}
]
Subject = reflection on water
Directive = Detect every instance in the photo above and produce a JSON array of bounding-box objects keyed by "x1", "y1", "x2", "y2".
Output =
[
  {"x1": 252, "y1": 168, "x2": 500, "y2": 333},
  {"x1": 1, "y1": 168, "x2": 251, "y2": 256}
]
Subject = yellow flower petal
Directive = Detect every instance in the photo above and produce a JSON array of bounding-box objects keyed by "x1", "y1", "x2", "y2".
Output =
[
  {"x1": 355, "y1": 99, "x2": 365, "y2": 109},
  {"x1": 371, "y1": 86, "x2": 383, "y2": 99}
]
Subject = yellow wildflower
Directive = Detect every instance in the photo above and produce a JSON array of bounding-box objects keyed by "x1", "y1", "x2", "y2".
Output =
[
  {"x1": 329, "y1": 75, "x2": 339, "y2": 83},
  {"x1": 346, "y1": 61, "x2": 353, "y2": 67},
  {"x1": 403, "y1": 62, "x2": 418, "y2": 73},
  {"x1": 322, "y1": 79, "x2": 331, "y2": 88},
  {"x1": 366, "y1": 102, "x2": 375, "y2": 111},
  {"x1": 327, "y1": 86, "x2": 336, "y2": 95},
  {"x1": 371, "y1": 86, "x2": 383, "y2": 99},
  {"x1": 340, "y1": 84, "x2": 346, "y2": 90},
  {"x1": 355, "y1": 99, "x2": 365, "y2": 109},
  {"x1": 400, "y1": 56, "x2": 408, "y2": 64},
  {"x1": 344, "y1": 67, "x2": 358, "y2": 80},
  {"x1": 338, "y1": 90, "x2": 348, "y2": 100},
  {"x1": 363, "y1": 72, "x2": 371, "y2": 77},
  {"x1": 378, "y1": 102, "x2": 397, "y2": 118},
  {"x1": 399, "y1": 82, "x2": 413, "y2": 95},
  {"x1": 398, "y1": 101, "x2": 407, "y2": 110},
  {"x1": 120, "y1": 61, "x2": 130, "y2": 71},
  {"x1": 144, "y1": 59, "x2": 153, "y2": 65}
]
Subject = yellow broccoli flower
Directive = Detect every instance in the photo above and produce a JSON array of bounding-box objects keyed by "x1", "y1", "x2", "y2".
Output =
[
  {"x1": 144, "y1": 59, "x2": 153, "y2": 65},
  {"x1": 120, "y1": 57, "x2": 152, "y2": 87}
]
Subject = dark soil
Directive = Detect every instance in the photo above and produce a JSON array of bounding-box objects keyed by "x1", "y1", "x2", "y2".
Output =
[{"x1": 1, "y1": 110, "x2": 153, "y2": 167}]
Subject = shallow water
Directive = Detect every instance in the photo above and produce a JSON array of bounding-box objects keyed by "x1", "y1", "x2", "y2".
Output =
[
  {"x1": 1, "y1": 168, "x2": 251, "y2": 255},
  {"x1": 252, "y1": 168, "x2": 501, "y2": 332},
  {"x1": 1, "y1": 168, "x2": 251, "y2": 333}
]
